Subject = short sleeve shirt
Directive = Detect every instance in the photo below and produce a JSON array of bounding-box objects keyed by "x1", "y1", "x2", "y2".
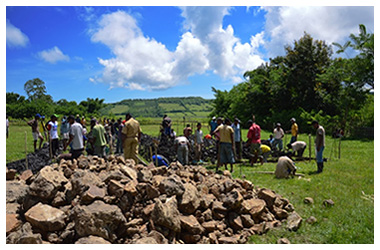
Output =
[
  {"x1": 315, "y1": 125, "x2": 325, "y2": 147},
  {"x1": 70, "y1": 122, "x2": 84, "y2": 150},
  {"x1": 214, "y1": 125, "x2": 234, "y2": 143},
  {"x1": 247, "y1": 123, "x2": 261, "y2": 144},
  {"x1": 122, "y1": 118, "x2": 141, "y2": 138},
  {"x1": 231, "y1": 123, "x2": 241, "y2": 142},
  {"x1": 92, "y1": 124, "x2": 106, "y2": 147},
  {"x1": 291, "y1": 123, "x2": 298, "y2": 136}
]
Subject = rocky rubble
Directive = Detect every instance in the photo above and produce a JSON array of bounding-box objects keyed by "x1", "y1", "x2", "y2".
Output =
[{"x1": 6, "y1": 155, "x2": 302, "y2": 244}]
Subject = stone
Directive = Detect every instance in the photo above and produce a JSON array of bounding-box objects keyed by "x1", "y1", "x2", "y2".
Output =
[
  {"x1": 132, "y1": 237, "x2": 158, "y2": 244},
  {"x1": 306, "y1": 216, "x2": 317, "y2": 225},
  {"x1": 304, "y1": 197, "x2": 314, "y2": 204},
  {"x1": 119, "y1": 165, "x2": 137, "y2": 180},
  {"x1": 241, "y1": 198, "x2": 266, "y2": 216},
  {"x1": 158, "y1": 174, "x2": 185, "y2": 197},
  {"x1": 137, "y1": 168, "x2": 153, "y2": 182},
  {"x1": 20, "y1": 169, "x2": 34, "y2": 182},
  {"x1": 180, "y1": 215, "x2": 204, "y2": 234},
  {"x1": 75, "y1": 236, "x2": 111, "y2": 244},
  {"x1": 70, "y1": 169, "x2": 102, "y2": 196},
  {"x1": 6, "y1": 181, "x2": 28, "y2": 204},
  {"x1": 146, "y1": 230, "x2": 168, "y2": 244},
  {"x1": 6, "y1": 213, "x2": 21, "y2": 235},
  {"x1": 6, "y1": 203, "x2": 21, "y2": 214},
  {"x1": 178, "y1": 183, "x2": 200, "y2": 214},
  {"x1": 6, "y1": 222, "x2": 43, "y2": 244},
  {"x1": 273, "y1": 206, "x2": 289, "y2": 220},
  {"x1": 286, "y1": 211, "x2": 303, "y2": 231},
  {"x1": 241, "y1": 214, "x2": 255, "y2": 228},
  {"x1": 277, "y1": 238, "x2": 290, "y2": 244},
  {"x1": 223, "y1": 188, "x2": 243, "y2": 210},
  {"x1": 200, "y1": 193, "x2": 216, "y2": 209},
  {"x1": 81, "y1": 185, "x2": 106, "y2": 203},
  {"x1": 124, "y1": 180, "x2": 138, "y2": 196},
  {"x1": 228, "y1": 212, "x2": 244, "y2": 231},
  {"x1": 146, "y1": 183, "x2": 160, "y2": 199},
  {"x1": 218, "y1": 236, "x2": 239, "y2": 244},
  {"x1": 6, "y1": 168, "x2": 18, "y2": 180},
  {"x1": 151, "y1": 196, "x2": 181, "y2": 232},
  {"x1": 29, "y1": 166, "x2": 68, "y2": 200},
  {"x1": 323, "y1": 199, "x2": 335, "y2": 207},
  {"x1": 108, "y1": 180, "x2": 125, "y2": 198},
  {"x1": 284, "y1": 203, "x2": 295, "y2": 212},
  {"x1": 25, "y1": 202, "x2": 67, "y2": 231},
  {"x1": 71, "y1": 200, "x2": 127, "y2": 242},
  {"x1": 257, "y1": 188, "x2": 277, "y2": 208},
  {"x1": 201, "y1": 220, "x2": 218, "y2": 232}
]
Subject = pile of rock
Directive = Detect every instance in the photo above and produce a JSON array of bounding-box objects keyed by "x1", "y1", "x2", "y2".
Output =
[
  {"x1": 6, "y1": 155, "x2": 302, "y2": 244},
  {"x1": 6, "y1": 143, "x2": 53, "y2": 174}
]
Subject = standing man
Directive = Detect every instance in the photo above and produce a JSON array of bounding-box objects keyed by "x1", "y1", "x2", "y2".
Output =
[
  {"x1": 39, "y1": 115, "x2": 48, "y2": 141},
  {"x1": 194, "y1": 122, "x2": 204, "y2": 163},
  {"x1": 231, "y1": 118, "x2": 242, "y2": 162},
  {"x1": 288, "y1": 118, "x2": 299, "y2": 144},
  {"x1": 121, "y1": 113, "x2": 142, "y2": 164},
  {"x1": 212, "y1": 118, "x2": 235, "y2": 172},
  {"x1": 90, "y1": 118, "x2": 107, "y2": 158},
  {"x1": 209, "y1": 116, "x2": 218, "y2": 134},
  {"x1": 183, "y1": 124, "x2": 193, "y2": 138},
  {"x1": 60, "y1": 116, "x2": 70, "y2": 150},
  {"x1": 27, "y1": 114, "x2": 44, "y2": 151},
  {"x1": 312, "y1": 120, "x2": 325, "y2": 173},
  {"x1": 46, "y1": 114, "x2": 59, "y2": 157},
  {"x1": 273, "y1": 123, "x2": 285, "y2": 151},
  {"x1": 162, "y1": 115, "x2": 172, "y2": 136},
  {"x1": 246, "y1": 115, "x2": 262, "y2": 165},
  {"x1": 62, "y1": 115, "x2": 84, "y2": 160},
  {"x1": 6, "y1": 116, "x2": 9, "y2": 139},
  {"x1": 115, "y1": 118, "x2": 124, "y2": 154}
]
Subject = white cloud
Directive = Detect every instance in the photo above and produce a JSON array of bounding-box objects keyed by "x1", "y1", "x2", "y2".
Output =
[
  {"x1": 261, "y1": 6, "x2": 374, "y2": 57},
  {"x1": 38, "y1": 46, "x2": 70, "y2": 64},
  {"x1": 90, "y1": 8, "x2": 266, "y2": 90},
  {"x1": 6, "y1": 20, "x2": 29, "y2": 48}
]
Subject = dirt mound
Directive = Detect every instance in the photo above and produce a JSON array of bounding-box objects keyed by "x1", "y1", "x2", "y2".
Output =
[{"x1": 6, "y1": 155, "x2": 302, "y2": 244}]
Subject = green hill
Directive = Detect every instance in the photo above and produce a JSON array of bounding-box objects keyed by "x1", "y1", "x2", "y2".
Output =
[{"x1": 100, "y1": 96, "x2": 213, "y2": 118}]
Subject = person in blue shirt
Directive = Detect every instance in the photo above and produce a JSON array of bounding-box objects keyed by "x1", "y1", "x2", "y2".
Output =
[
  {"x1": 231, "y1": 117, "x2": 242, "y2": 161},
  {"x1": 209, "y1": 116, "x2": 218, "y2": 134},
  {"x1": 152, "y1": 154, "x2": 169, "y2": 167}
]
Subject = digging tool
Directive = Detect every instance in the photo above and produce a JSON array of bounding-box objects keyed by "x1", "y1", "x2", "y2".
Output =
[
  {"x1": 25, "y1": 131, "x2": 28, "y2": 170},
  {"x1": 136, "y1": 153, "x2": 148, "y2": 166},
  {"x1": 252, "y1": 170, "x2": 305, "y2": 177}
]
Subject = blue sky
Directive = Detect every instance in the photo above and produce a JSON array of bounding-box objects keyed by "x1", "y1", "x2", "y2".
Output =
[{"x1": 5, "y1": 5, "x2": 374, "y2": 103}]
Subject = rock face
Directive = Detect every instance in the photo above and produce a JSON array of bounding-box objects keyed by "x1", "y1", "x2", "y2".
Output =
[
  {"x1": 25, "y1": 202, "x2": 67, "y2": 231},
  {"x1": 6, "y1": 154, "x2": 298, "y2": 244}
]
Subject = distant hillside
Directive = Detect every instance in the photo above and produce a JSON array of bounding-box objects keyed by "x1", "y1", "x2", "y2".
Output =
[{"x1": 100, "y1": 97, "x2": 213, "y2": 118}]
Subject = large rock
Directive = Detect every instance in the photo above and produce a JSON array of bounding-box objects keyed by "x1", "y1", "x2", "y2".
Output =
[
  {"x1": 180, "y1": 215, "x2": 204, "y2": 234},
  {"x1": 70, "y1": 169, "x2": 102, "y2": 196},
  {"x1": 75, "y1": 236, "x2": 111, "y2": 244},
  {"x1": 178, "y1": 183, "x2": 200, "y2": 214},
  {"x1": 6, "y1": 214, "x2": 21, "y2": 235},
  {"x1": 25, "y1": 202, "x2": 67, "y2": 232},
  {"x1": 29, "y1": 166, "x2": 68, "y2": 200},
  {"x1": 6, "y1": 222, "x2": 43, "y2": 244},
  {"x1": 158, "y1": 174, "x2": 185, "y2": 197},
  {"x1": 257, "y1": 188, "x2": 277, "y2": 208},
  {"x1": 286, "y1": 211, "x2": 302, "y2": 231},
  {"x1": 71, "y1": 200, "x2": 127, "y2": 242},
  {"x1": 241, "y1": 198, "x2": 266, "y2": 216},
  {"x1": 151, "y1": 196, "x2": 181, "y2": 232},
  {"x1": 6, "y1": 181, "x2": 28, "y2": 203},
  {"x1": 223, "y1": 188, "x2": 243, "y2": 210}
]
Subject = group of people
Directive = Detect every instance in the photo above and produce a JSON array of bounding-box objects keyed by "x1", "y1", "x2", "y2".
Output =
[
  {"x1": 25, "y1": 111, "x2": 326, "y2": 176},
  {"x1": 27, "y1": 113, "x2": 142, "y2": 164}
]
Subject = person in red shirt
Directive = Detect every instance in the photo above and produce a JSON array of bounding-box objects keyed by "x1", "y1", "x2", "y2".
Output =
[{"x1": 246, "y1": 115, "x2": 262, "y2": 165}]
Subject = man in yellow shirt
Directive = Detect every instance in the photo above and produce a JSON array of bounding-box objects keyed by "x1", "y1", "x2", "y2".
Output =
[
  {"x1": 288, "y1": 118, "x2": 298, "y2": 144},
  {"x1": 212, "y1": 118, "x2": 235, "y2": 172},
  {"x1": 121, "y1": 113, "x2": 142, "y2": 164}
]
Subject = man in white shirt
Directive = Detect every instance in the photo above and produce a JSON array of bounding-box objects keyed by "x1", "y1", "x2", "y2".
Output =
[
  {"x1": 273, "y1": 123, "x2": 284, "y2": 151},
  {"x1": 275, "y1": 156, "x2": 297, "y2": 178},
  {"x1": 63, "y1": 115, "x2": 84, "y2": 160},
  {"x1": 175, "y1": 136, "x2": 190, "y2": 165},
  {"x1": 194, "y1": 123, "x2": 204, "y2": 163},
  {"x1": 287, "y1": 141, "x2": 307, "y2": 158}
]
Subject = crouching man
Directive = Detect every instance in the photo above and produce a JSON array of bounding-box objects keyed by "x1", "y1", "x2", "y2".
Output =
[
  {"x1": 275, "y1": 156, "x2": 297, "y2": 178},
  {"x1": 287, "y1": 141, "x2": 307, "y2": 158}
]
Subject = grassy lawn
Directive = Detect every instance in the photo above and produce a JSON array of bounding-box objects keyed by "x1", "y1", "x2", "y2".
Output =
[{"x1": 6, "y1": 122, "x2": 374, "y2": 243}]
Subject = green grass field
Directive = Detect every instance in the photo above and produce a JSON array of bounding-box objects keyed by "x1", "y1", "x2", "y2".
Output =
[{"x1": 6, "y1": 122, "x2": 374, "y2": 243}]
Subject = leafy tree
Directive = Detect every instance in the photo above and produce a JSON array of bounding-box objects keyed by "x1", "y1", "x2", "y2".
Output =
[{"x1": 24, "y1": 78, "x2": 52, "y2": 102}]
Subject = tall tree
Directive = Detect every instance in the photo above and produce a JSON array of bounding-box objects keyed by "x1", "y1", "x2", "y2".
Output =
[{"x1": 24, "y1": 78, "x2": 49, "y2": 101}]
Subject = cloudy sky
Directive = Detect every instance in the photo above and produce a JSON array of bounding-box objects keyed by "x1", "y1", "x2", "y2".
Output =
[{"x1": 5, "y1": 3, "x2": 375, "y2": 103}]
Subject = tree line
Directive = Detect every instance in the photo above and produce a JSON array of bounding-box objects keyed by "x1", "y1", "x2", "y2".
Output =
[
  {"x1": 210, "y1": 24, "x2": 374, "y2": 137},
  {"x1": 6, "y1": 78, "x2": 106, "y2": 119}
]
